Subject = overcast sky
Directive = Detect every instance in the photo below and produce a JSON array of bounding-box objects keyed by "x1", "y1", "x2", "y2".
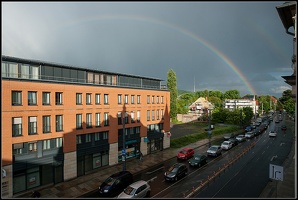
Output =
[{"x1": 2, "y1": 1, "x2": 294, "y2": 98}]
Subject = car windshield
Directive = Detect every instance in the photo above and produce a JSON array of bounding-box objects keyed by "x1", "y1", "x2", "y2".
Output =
[
  {"x1": 209, "y1": 146, "x2": 217, "y2": 151},
  {"x1": 180, "y1": 150, "x2": 187, "y2": 154},
  {"x1": 194, "y1": 156, "x2": 201, "y2": 160},
  {"x1": 222, "y1": 142, "x2": 229, "y2": 145},
  {"x1": 169, "y1": 166, "x2": 179, "y2": 173},
  {"x1": 123, "y1": 186, "x2": 136, "y2": 195},
  {"x1": 104, "y1": 177, "x2": 116, "y2": 186}
]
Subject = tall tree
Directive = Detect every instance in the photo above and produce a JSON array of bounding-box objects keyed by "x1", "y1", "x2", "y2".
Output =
[
  {"x1": 224, "y1": 90, "x2": 241, "y2": 99},
  {"x1": 167, "y1": 69, "x2": 178, "y2": 120}
]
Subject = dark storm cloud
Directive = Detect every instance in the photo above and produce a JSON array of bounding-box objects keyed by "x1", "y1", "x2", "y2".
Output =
[{"x1": 2, "y1": 1, "x2": 293, "y2": 98}]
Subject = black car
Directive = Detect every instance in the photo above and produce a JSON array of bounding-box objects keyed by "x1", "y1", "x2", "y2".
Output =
[
  {"x1": 281, "y1": 125, "x2": 287, "y2": 131},
  {"x1": 164, "y1": 163, "x2": 188, "y2": 182},
  {"x1": 228, "y1": 138, "x2": 239, "y2": 147},
  {"x1": 98, "y1": 171, "x2": 133, "y2": 197},
  {"x1": 188, "y1": 154, "x2": 207, "y2": 167}
]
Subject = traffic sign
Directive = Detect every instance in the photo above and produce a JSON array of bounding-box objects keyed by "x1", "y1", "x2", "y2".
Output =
[
  {"x1": 269, "y1": 164, "x2": 283, "y2": 181},
  {"x1": 122, "y1": 149, "x2": 126, "y2": 155}
]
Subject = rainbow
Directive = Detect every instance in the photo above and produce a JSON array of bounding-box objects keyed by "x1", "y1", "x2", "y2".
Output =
[{"x1": 63, "y1": 14, "x2": 257, "y2": 95}]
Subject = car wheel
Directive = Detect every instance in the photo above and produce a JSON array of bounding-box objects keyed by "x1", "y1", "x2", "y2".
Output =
[
  {"x1": 198, "y1": 163, "x2": 201, "y2": 167},
  {"x1": 175, "y1": 176, "x2": 178, "y2": 181},
  {"x1": 146, "y1": 191, "x2": 150, "y2": 197}
]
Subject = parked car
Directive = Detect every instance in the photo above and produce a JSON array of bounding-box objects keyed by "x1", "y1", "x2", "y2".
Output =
[
  {"x1": 281, "y1": 125, "x2": 287, "y2": 131},
  {"x1": 207, "y1": 145, "x2": 222, "y2": 157},
  {"x1": 245, "y1": 131, "x2": 254, "y2": 139},
  {"x1": 117, "y1": 180, "x2": 151, "y2": 198},
  {"x1": 177, "y1": 147, "x2": 194, "y2": 160},
  {"x1": 99, "y1": 171, "x2": 133, "y2": 197},
  {"x1": 245, "y1": 126, "x2": 252, "y2": 132},
  {"x1": 164, "y1": 163, "x2": 188, "y2": 182},
  {"x1": 228, "y1": 138, "x2": 239, "y2": 147},
  {"x1": 269, "y1": 131, "x2": 277, "y2": 137},
  {"x1": 221, "y1": 141, "x2": 233, "y2": 150},
  {"x1": 188, "y1": 154, "x2": 207, "y2": 167},
  {"x1": 236, "y1": 134, "x2": 246, "y2": 142},
  {"x1": 223, "y1": 133, "x2": 235, "y2": 141}
]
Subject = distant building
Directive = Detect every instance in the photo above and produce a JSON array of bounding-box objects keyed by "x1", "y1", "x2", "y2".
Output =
[
  {"x1": 188, "y1": 97, "x2": 214, "y2": 115},
  {"x1": 223, "y1": 97, "x2": 258, "y2": 115}
]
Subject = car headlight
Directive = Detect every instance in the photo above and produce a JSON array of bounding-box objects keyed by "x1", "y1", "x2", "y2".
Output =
[{"x1": 103, "y1": 189, "x2": 109, "y2": 193}]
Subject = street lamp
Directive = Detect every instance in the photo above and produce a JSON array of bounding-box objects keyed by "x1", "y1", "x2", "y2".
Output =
[
  {"x1": 122, "y1": 112, "x2": 126, "y2": 171},
  {"x1": 208, "y1": 108, "x2": 212, "y2": 147}
]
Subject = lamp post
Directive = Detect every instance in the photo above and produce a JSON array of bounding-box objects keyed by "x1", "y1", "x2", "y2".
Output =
[
  {"x1": 122, "y1": 113, "x2": 126, "y2": 171},
  {"x1": 208, "y1": 108, "x2": 212, "y2": 147}
]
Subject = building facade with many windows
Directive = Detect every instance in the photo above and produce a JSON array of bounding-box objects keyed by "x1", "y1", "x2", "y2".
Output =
[{"x1": 1, "y1": 55, "x2": 171, "y2": 197}]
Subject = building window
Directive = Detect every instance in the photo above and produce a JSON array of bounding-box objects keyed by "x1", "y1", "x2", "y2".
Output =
[
  {"x1": 28, "y1": 91, "x2": 37, "y2": 105},
  {"x1": 137, "y1": 95, "x2": 141, "y2": 104},
  {"x1": 103, "y1": 131, "x2": 108, "y2": 140},
  {"x1": 55, "y1": 92, "x2": 63, "y2": 105},
  {"x1": 86, "y1": 93, "x2": 92, "y2": 105},
  {"x1": 76, "y1": 114, "x2": 82, "y2": 129},
  {"x1": 147, "y1": 110, "x2": 150, "y2": 121},
  {"x1": 152, "y1": 96, "x2": 155, "y2": 104},
  {"x1": 118, "y1": 94, "x2": 122, "y2": 104},
  {"x1": 157, "y1": 110, "x2": 160, "y2": 120},
  {"x1": 28, "y1": 116, "x2": 37, "y2": 135},
  {"x1": 104, "y1": 94, "x2": 109, "y2": 104},
  {"x1": 137, "y1": 111, "x2": 140, "y2": 122},
  {"x1": 95, "y1": 113, "x2": 101, "y2": 127},
  {"x1": 95, "y1": 93, "x2": 100, "y2": 105},
  {"x1": 42, "y1": 92, "x2": 50, "y2": 105},
  {"x1": 86, "y1": 134, "x2": 91, "y2": 143},
  {"x1": 12, "y1": 117, "x2": 22, "y2": 136},
  {"x1": 28, "y1": 142, "x2": 37, "y2": 152},
  {"x1": 43, "y1": 139, "x2": 51, "y2": 150},
  {"x1": 152, "y1": 110, "x2": 155, "y2": 120},
  {"x1": 55, "y1": 137, "x2": 63, "y2": 148},
  {"x1": 104, "y1": 112, "x2": 109, "y2": 126},
  {"x1": 131, "y1": 111, "x2": 135, "y2": 123},
  {"x1": 12, "y1": 91, "x2": 22, "y2": 105},
  {"x1": 76, "y1": 93, "x2": 82, "y2": 105},
  {"x1": 156, "y1": 96, "x2": 159, "y2": 104},
  {"x1": 95, "y1": 132, "x2": 100, "y2": 141},
  {"x1": 56, "y1": 115, "x2": 63, "y2": 132},
  {"x1": 86, "y1": 113, "x2": 92, "y2": 128},
  {"x1": 13, "y1": 143, "x2": 24, "y2": 155},
  {"x1": 161, "y1": 109, "x2": 164, "y2": 119},
  {"x1": 118, "y1": 112, "x2": 122, "y2": 125},
  {"x1": 125, "y1": 95, "x2": 128, "y2": 104},
  {"x1": 161, "y1": 96, "x2": 164, "y2": 104},
  {"x1": 76, "y1": 135, "x2": 82, "y2": 144},
  {"x1": 147, "y1": 95, "x2": 150, "y2": 104},
  {"x1": 131, "y1": 95, "x2": 135, "y2": 104},
  {"x1": 43, "y1": 116, "x2": 51, "y2": 133}
]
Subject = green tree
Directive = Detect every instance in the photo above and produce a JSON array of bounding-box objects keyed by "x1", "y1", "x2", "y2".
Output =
[
  {"x1": 224, "y1": 90, "x2": 241, "y2": 99},
  {"x1": 167, "y1": 69, "x2": 178, "y2": 120},
  {"x1": 242, "y1": 107, "x2": 254, "y2": 125},
  {"x1": 279, "y1": 89, "x2": 292, "y2": 104},
  {"x1": 209, "y1": 90, "x2": 224, "y2": 100},
  {"x1": 283, "y1": 98, "x2": 295, "y2": 115},
  {"x1": 209, "y1": 96, "x2": 222, "y2": 108}
]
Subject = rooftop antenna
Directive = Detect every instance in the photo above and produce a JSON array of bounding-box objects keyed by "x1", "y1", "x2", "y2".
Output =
[{"x1": 194, "y1": 76, "x2": 195, "y2": 93}]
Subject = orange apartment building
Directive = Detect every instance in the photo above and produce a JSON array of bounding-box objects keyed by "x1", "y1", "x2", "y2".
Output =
[{"x1": 1, "y1": 55, "x2": 171, "y2": 197}]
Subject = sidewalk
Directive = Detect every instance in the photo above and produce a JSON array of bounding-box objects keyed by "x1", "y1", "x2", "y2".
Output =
[{"x1": 13, "y1": 132, "x2": 296, "y2": 198}]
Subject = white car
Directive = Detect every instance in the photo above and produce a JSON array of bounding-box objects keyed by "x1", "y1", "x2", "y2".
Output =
[
  {"x1": 236, "y1": 134, "x2": 246, "y2": 142},
  {"x1": 245, "y1": 131, "x2": 254, "y2": 139},
  {"x1": 269, "y1": 131, "x2": 277, "y2": 137},
  {"x1": 221, "y1": 141, "x2": 233, "y2": 150},
  {"x1": 117, "y1": 180, "x2": 151, "y2": 198}
]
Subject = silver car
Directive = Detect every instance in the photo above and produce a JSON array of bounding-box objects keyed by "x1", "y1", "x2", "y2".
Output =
[
  {"x1": 236, "y1": 134, "x2": 246, "y2": 142},
  {"x1": 117, "y1": 180, "x2": 151, "y2": 198},
  {"x1": 207, "y1": 145, "x2": 222, "y2": 157}
]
